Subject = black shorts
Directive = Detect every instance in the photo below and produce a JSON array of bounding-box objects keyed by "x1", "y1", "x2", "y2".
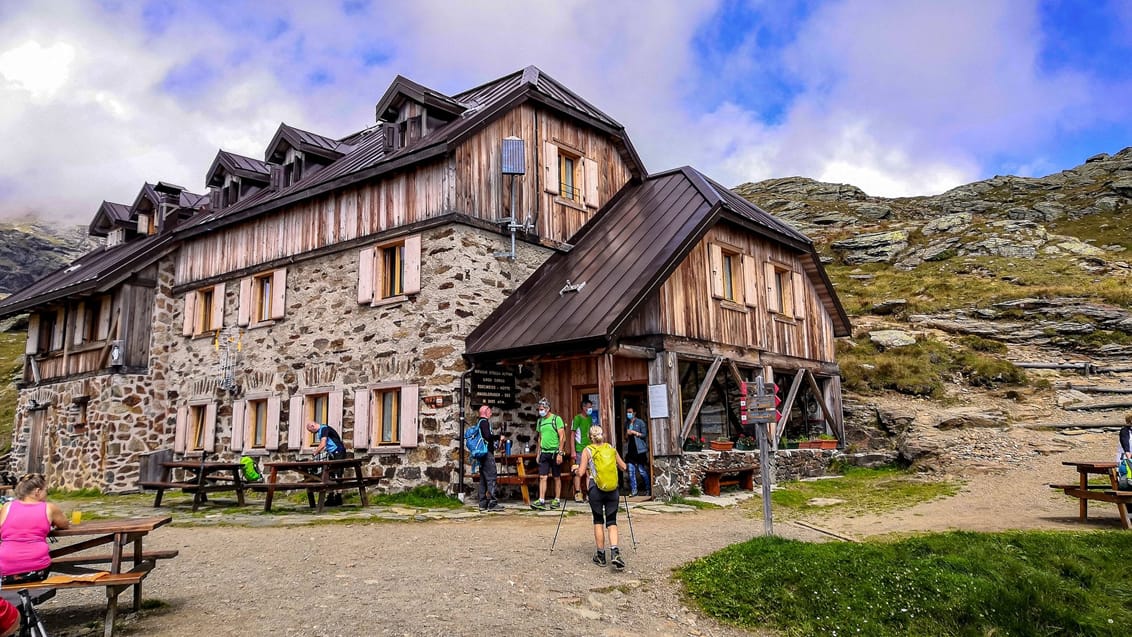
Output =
[
  {"x1": 537, "y1": 452, "x2": 561, "y2": 477},
  {"x1": 588, "y1": 485, "x2": 619, "y2": 526},
  {"x1": 2, "y1": 568, "x2": 49, "y2": 585}
]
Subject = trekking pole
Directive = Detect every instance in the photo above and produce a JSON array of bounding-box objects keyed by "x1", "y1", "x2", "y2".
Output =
[
  {"x1": 550, "y1": 495, "x2": 569, "y2": 551},
  {"x1": 622, "y1": 492, "x2": 638, "y2": 550}
]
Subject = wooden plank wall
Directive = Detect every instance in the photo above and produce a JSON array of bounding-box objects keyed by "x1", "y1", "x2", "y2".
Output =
[
  {"x1": 453, "y1": 104, "x2": 634, "y2": 245},
  {"x1": 622, "y1": 223, "x2": 837, "y2": 363},
  {"x1": 538, "y1": 356, "x2": 649, "y2": 418},
  {"x1": 176, "y1": 103, "x2": 633, "y2": 287}
]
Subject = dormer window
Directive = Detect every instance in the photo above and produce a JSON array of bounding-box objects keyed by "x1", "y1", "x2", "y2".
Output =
[
  {"x1": 222, "y1": 175, "x2": 241, "y2": 208},
  {"x1": 282, "y1": 148, "x2": 304, "y2": 187},
  {"x1": 106, "y1": 228, "x2": 125, "y2": 247}
]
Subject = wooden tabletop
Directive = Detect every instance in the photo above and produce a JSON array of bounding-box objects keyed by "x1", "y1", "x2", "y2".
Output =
[
  {"x1": 1062, "y1": 461, "x2": 1117, "y2": 471},
  {"x1": 52, "y1": 515, "x2": 172, "y2": 538},
  {"x1": 265, "y1": 458, "x2": 362, "y2": 470},
  {"x1": 161, "y1": 460, "x2": 243, "y2": 470}
]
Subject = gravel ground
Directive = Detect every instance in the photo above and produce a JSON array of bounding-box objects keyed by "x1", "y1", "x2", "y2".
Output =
[{"x1": 34, "y1": 427, "x2": 1127, "y2": 637}]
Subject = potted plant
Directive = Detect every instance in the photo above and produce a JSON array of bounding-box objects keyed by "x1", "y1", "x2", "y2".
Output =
[
  {"x1": 781, "y1": 437, "x2": 799, "y2": 450},
  {"x1": 709, "y1": 436, "x2": 734, "y2": 452},
  {"x1": 735, "y1": 435, "x2": 757, "y2": 451},
  {"x1": 683, "y1": 436, "x2": 705, "y2": 452},
  {"x1": 799, "y1": 434, "x2": 838, "y2": 450}
]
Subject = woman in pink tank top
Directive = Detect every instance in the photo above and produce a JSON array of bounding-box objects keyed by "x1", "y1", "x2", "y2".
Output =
[{"x1": 0, "y1": 473, "x2": 70, "y2": 584}]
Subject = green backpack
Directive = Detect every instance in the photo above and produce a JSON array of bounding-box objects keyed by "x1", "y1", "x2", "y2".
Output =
[
  {"x1": 587, "y1": 443, "x2": 619, "y2": 492},
  {"x1": 240, "y1": 456, "x2": 263, "y2": 482}
]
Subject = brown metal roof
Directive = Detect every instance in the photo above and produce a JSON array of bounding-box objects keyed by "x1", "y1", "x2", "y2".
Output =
[
  {"x1": 87, "y1": 201, "x2": 133, "y2": 237},
  {"x1": 205, "y1": 150, "x2": 272, "y2": 187},
  {"x1": 465, "y1": 166, "x2": 850, "y2": 360},
  {"x1": 264, "y1": 123, "x2": 349, "y2": 164},
  {"x1": 0, "y1": 233, "x2": 177, "y2": 317}
]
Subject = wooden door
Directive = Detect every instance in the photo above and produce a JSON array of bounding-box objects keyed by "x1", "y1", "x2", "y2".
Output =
[
  {"x1": 26, "y1": 410, "x2": 46, "y2": 474},
  {"x1": 614, "y1": 385, "x2": 651, "y2": 494}
]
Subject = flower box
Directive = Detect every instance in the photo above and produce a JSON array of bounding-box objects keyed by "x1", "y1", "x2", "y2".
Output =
[
  {"x1": 709, "y1": 440, "x2": 734, "y2": 451},
  {"x1": 798, "y1": 439, "x2": 837, "y2": 450},
  {"x1": 683, "y1": 443, "x2": 703, "y2": 452}
]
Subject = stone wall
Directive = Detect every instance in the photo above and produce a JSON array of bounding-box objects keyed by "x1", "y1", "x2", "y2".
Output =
[{"x1": 652, "y1": 448, "x2": 838, "y2": 497}]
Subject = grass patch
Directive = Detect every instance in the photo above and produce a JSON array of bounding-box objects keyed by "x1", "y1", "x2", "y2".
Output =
[
  {"x1": 749, "y1": 466, "x2": 959, "y2": 518},
  {"x1": 0, "y1": 331, "x2": 25, "y2": 454},
  {"x1": 677, "y1": 531, "x2": 1132, "y2": 636},
  {"x1": 667, "y1": 495, "x2": 722, "y2": 510},
  {"x1": 838, "y1": 335, "x2": 1025, "y2": 398},
  {"x1": 370, "y1": 485, "x2": 463, "y2": 509}
]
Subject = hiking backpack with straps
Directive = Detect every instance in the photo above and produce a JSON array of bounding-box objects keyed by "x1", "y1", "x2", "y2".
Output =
[
  {"x1": 464, "y1": 419, "x2": 489, "y2": 459},
  {"x1": 587, "y1": 443, "x2": 619, "y2": 492}
]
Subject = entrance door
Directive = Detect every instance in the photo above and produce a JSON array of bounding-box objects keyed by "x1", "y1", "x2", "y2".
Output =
[
  {"x1": 26, "y1": 410, "x2": 46, "y2": 474},
  {"x1": 614, "y1": 385, "x2": 651, "y2": 495}
]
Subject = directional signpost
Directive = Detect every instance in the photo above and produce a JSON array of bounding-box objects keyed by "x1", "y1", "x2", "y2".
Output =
[{"x1": 741, "y1": 377, "x2": 780, "y2": 536}]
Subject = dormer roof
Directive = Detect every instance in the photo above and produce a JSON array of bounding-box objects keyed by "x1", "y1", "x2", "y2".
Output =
[
  {"x1": 374, "y1": 75, "x2": 467, "y2": 123},
  {"x1": 205, "y1": 150, "x2": 272, "y2": 188},
  {"x1": 264, "y1": 123, "x2": 349, "y2": 164},
  {"x1": 87, "y1": 201, "x2": 132, "y2": 237}
]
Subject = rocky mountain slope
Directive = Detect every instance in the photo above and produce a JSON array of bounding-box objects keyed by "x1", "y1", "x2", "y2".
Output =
[
  {"x1": 735, "y1": 148, "x2": 1132, "y2": 470},
  {"x1": 0, "y1": 218, "x2": 98, "y2": 295}
]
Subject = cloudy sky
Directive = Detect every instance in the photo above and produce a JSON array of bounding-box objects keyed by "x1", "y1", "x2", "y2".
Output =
[{"x1": 1, "y1": 0, "x2": 1130, "y2": 224}]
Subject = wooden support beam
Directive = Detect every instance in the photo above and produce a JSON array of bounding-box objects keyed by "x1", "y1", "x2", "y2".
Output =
[
  {"x1": 649, "y1": 351, "x2": 681, "y2": 456},
  {"x1": 775, "y1": 371, "x2": 805, "y2": 443},
  {"x1": 680, "y1": 356, "x2": 723, "y2": 442},
  {"x1": 598, "y1": 353, "x2": 615, "y2": 450},
  {"x1": 611, "y1": 344, "x2": 656, "y2": 360},
  {"x1": 803, "y1": 371, "x2": 841, "y2": 441},
  {"x1": 727, "y1": 360, "x2": 745, "y2": 386}
]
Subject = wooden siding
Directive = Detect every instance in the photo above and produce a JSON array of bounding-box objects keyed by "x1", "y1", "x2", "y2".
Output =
[
  {"x1": 538, "y1": 357, "x2": 648, "y2": 422},
  {"x1": 453, "y1": 104, "x2": 634, "y2": 245},
  {"x1": 622, "y1": 223, "x2": 837, "y2": 363}
]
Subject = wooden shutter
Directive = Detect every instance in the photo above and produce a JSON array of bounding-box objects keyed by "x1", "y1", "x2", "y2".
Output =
[
  {"x1": 792, "y1": 271, "x2": 806, "y2": 318},
  {"x1": 97, "y1": 296, "x2": 112, "y2": 340},
  {"x1": 136, "y1": 215, "x2": 148, "y2": 233},
  {"x1": 73, "y1": 301, "x2": 87, "y2": 345},
  {"x1": 400, "y1": 384, "x2": 419, "y2": 448},
  {"x1": 582, "y1": 158, "x2": 599, "y2": 208},
  {"x1": 269, "y1": 166, "x2": 283, "y2": 190},
  {"x1": 209, "y1": 283, "x2": 225, "y2": 331},
  {"x1": 237, "y1": 277, "x2": 252, "y2": 326},
  {"x1": 182, "y1": 293, "x2": 197, "y2": 336},
  {"x1": 174, "y1": 406, "x2": 188, "y2": 453},
  {"x1": 52, "y1": 308, "x2": 65, "y2": 349},
  {"x1": 764, "y1": 263, "x2": 780, "y2": 313},
  {"x1": 288, "y1": 396, "x2": 303, "y2": 449},
  {"x1": 353, "y1": 389, "x2": 371, "y2": 450},
  {"x1": 543, "y1": 142, "x2": 559, "y2": 194},
  {"x1": 231, "y1": 399, "x2": 246, "y2": 452},
  {"x1": 357, "y1": 247, "x2": 375, "y2": 304},
  {"x1": 328, "y1": 390, "x2": 344, "y2": 438},
  {"x1": 25, "y1": 314, "x2": 39, "y2": 355},
  {"x1": 709, "y1": 244, "x2": 724, "y2": 299},
  {"x1": 203, "y1": 403, "x2": 218, "y2": 451},
  {"x1": 270, "y1": 268, "x2": 287, "y2": 319},
  {"x1": 209, "y1": 189, "x2": 222, "y2": 210},
  {"x1": 403, "y1": 235, "x2": 421, "y2": 296},
  {"x1": 265, "y1": 396, "x2": 282, "y2": 451},
  {"x1": 742, "y1": 256, "x2": 759, "y2": 308}
]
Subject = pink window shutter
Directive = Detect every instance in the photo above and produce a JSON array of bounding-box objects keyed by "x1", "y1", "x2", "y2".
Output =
[
  {"x1": 358, "y1": 248, "x2": 375, "y2": 304},
  {"x1": 237, "y1": 278, "x2": 252, "y2": 326},
  {"x1": 353, "y1": 389, "x2": 371, "y2": 449},
  {"x1": 265, "y1": 396, "x2": 282, "y2": 450},
  {"x1": 174, "y1": 406, "x2": 188, "y2": 453},
  {"x1": 543, "y1": 142, "x2": 559, "y2": 194},
  {"x1": 328, "y1": 390, "x2": 344, "y2": 434},
  {"x1": 583, "y1": 158, "x2": 599, "y2": 208},
  {"x1": 209, "y1": 283, "x2": 226, "y2": 331},
  {"x1": 182, "y1": 293, "x2": 197, "y2": 336},
  {"x1": 403, "y1": 235, "x2": 422, "y2": 295},
  {"x1": 204, "y1": 403, "x2": 218, "y2": 451},
  {"x1": 400, "y1": 385, "x2": 419, "y2": 448},
  {"x1": 270, "y1": 268, "x2": 287, "y2": 320},
  {"x1": 231, "y1": 399, "x2": 246, "y2": 452},
  {"x1": 287, "y1": 396, "x2": 303, "y2": 450}
]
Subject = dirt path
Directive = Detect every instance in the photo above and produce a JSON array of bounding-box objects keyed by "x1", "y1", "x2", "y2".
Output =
[{"x1": 39, "y1": 428, "x2": 1125, "y2": 636}]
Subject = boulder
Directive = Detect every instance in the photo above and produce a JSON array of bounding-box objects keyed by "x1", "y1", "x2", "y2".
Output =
[
  {"x1": 922, "y1": 212, "x2": 971, "y2": 235},
  {"x1": 869, "y1": 329, "x2": 917, "y2": 349},
  {"x1": 831, "y1": 230, "x2": 908, "y2": 264}
]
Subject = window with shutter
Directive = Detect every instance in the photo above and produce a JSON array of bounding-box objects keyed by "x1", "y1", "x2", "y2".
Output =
[
  {"x1": 185, "y1": 283, "x2": 226, "y2": 336},
  {"x1": 188, "y1": 404, "x2": 208, "y2": 451},
  {"x1": 364, "y1": 383, "x2": 418, "y2": 450},
  {"x1": 248, "y1": 398, "x2": 269, "y2": 449},
  {"x1": 765, "y1": 261, "x2": 799, "y2": 319},
  {"x1": 360, "y1": 235, "x2": 421, "y2": 306},
  {"x1": 293, "y1": 390, "x2": 344, "y2": 451}
]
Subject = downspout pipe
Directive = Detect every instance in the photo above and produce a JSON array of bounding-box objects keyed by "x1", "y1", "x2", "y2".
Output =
[{"x1": 457, "y1": 362, "x2": 475, "y2": 500}]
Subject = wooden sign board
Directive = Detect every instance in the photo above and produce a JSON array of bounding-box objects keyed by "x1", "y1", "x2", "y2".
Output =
[{"x1": 469, "y1": 366, "x2": 519, "y2": 409}]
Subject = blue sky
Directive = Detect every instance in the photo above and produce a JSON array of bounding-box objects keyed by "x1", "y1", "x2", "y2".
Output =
[{"x1": 0, "y1": 0, "x2": 1129, "y2": 223}]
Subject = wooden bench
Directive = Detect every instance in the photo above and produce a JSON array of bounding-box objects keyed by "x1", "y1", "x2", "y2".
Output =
[
  {"x1": 2, "y1": 571, "x2": 151, "y2": 637},
  {"x1": 1056, "y1": 486, "x2": 1132, "y2": 529},
  {"x1": 702, "y1": 465, "x2": 757, "y2": 497},
  {"x1": 50, "y1": 549, "x2": 180, "y2": 568}
]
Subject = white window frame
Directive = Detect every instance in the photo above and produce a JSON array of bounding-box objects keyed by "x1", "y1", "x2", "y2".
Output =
[{"x1": 353, "y1": 383, "x2": 419, "y2": 452}]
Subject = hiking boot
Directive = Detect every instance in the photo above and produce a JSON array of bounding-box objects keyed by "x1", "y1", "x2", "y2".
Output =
[
  {"x1": 486, "y1": 500, "x2": 502, "y2": 511},
  {"x1": 531, "y1": 500, "x2": 548, "y2": 510},
  {"x1": 550, "y1": 499, "x2": 561, "y2": 509},
  {"x1": 610, "y1": 547, "x2": 625, "y2": 571},
  {"x1": 593, "y1": 549, "x2": 607, "y2": 567}
]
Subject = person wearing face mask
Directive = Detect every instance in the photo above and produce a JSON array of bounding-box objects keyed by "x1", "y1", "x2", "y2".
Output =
[
  {"x1": 624, "y1": 407, "x2": 650, "y2": 497},
  {"x1": 571, "y1": 399, "x2": 599, "y2": 503},
  {"x1": 532, "y1": 397, "x2": 566, "y2": 510}
]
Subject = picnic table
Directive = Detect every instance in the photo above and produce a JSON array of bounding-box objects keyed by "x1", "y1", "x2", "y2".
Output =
[
  {"x1": 138, "y1": 458, "x2": 246, "y2": 512},
  {"x1": 487, "y1": 453, "x2": 573, "y2": 507},
  {"x1": 3, "y1": 515, "x2": 177, "y2": 637},
  {"x1": 260, "y1": 458, "x2": 381, "y2": 514},
  {"x1": 1053, "y1": 460, "x2": 1131, "y2": 529}
]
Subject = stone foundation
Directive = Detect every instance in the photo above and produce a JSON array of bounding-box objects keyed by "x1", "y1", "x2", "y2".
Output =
[{"x1": 652, "y1": 448, "x2": 838, "y2": 497}]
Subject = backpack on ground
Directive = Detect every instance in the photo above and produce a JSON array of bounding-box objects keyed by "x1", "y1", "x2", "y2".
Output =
[
  {"x1": 587, "y1": 443, "x2": 619, "y2": 492},
  {"x1": 239, "y1": 456, "x2": 262, "y2": 482},
  {"x1": 464, "y1": 420, "x2": 489, "y2": 459},
  {"x1": 1118, "y1": 459, "x2": 1132, "y2": 491}
]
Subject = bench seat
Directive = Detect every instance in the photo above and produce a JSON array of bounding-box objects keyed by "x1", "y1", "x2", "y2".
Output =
[
  {"x1": 1048, "y1": 483, "x2": 1109, "y2": 491},
  {"x1": 702, "y1": 466, "x2": 757, "y2": 497},
  {"x1": 1056, "y1": 486, "x2": 1132, "y2": 529},
  {"x1": 3, "y1": 571, "x2": 153, "y2": 637},
  {"x1": 51, "y1": 549, "x2": 180, "y2": 568}
]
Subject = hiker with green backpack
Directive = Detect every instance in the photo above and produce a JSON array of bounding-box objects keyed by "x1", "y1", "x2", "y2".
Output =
[{"x1": 574, "y1": 425, "x2": 628, "y2": 570}]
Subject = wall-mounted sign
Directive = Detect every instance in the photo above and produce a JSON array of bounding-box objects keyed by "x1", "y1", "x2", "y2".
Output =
[{"x1": 469, "y1": 366, "x2": 519, "y2": 409}]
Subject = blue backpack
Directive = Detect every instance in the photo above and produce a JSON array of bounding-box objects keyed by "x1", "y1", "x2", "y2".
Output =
[{"x1": 464, "y1": 420, "x2": 489, "y2": 459}]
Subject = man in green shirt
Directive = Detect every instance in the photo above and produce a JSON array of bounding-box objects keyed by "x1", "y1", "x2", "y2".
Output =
[
  {"x1": 571, "y1": 399, "x2": 599, "y2": 502},
  {"x1": 532, "y1": 397, "x2": 566, "y2": 510}
]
